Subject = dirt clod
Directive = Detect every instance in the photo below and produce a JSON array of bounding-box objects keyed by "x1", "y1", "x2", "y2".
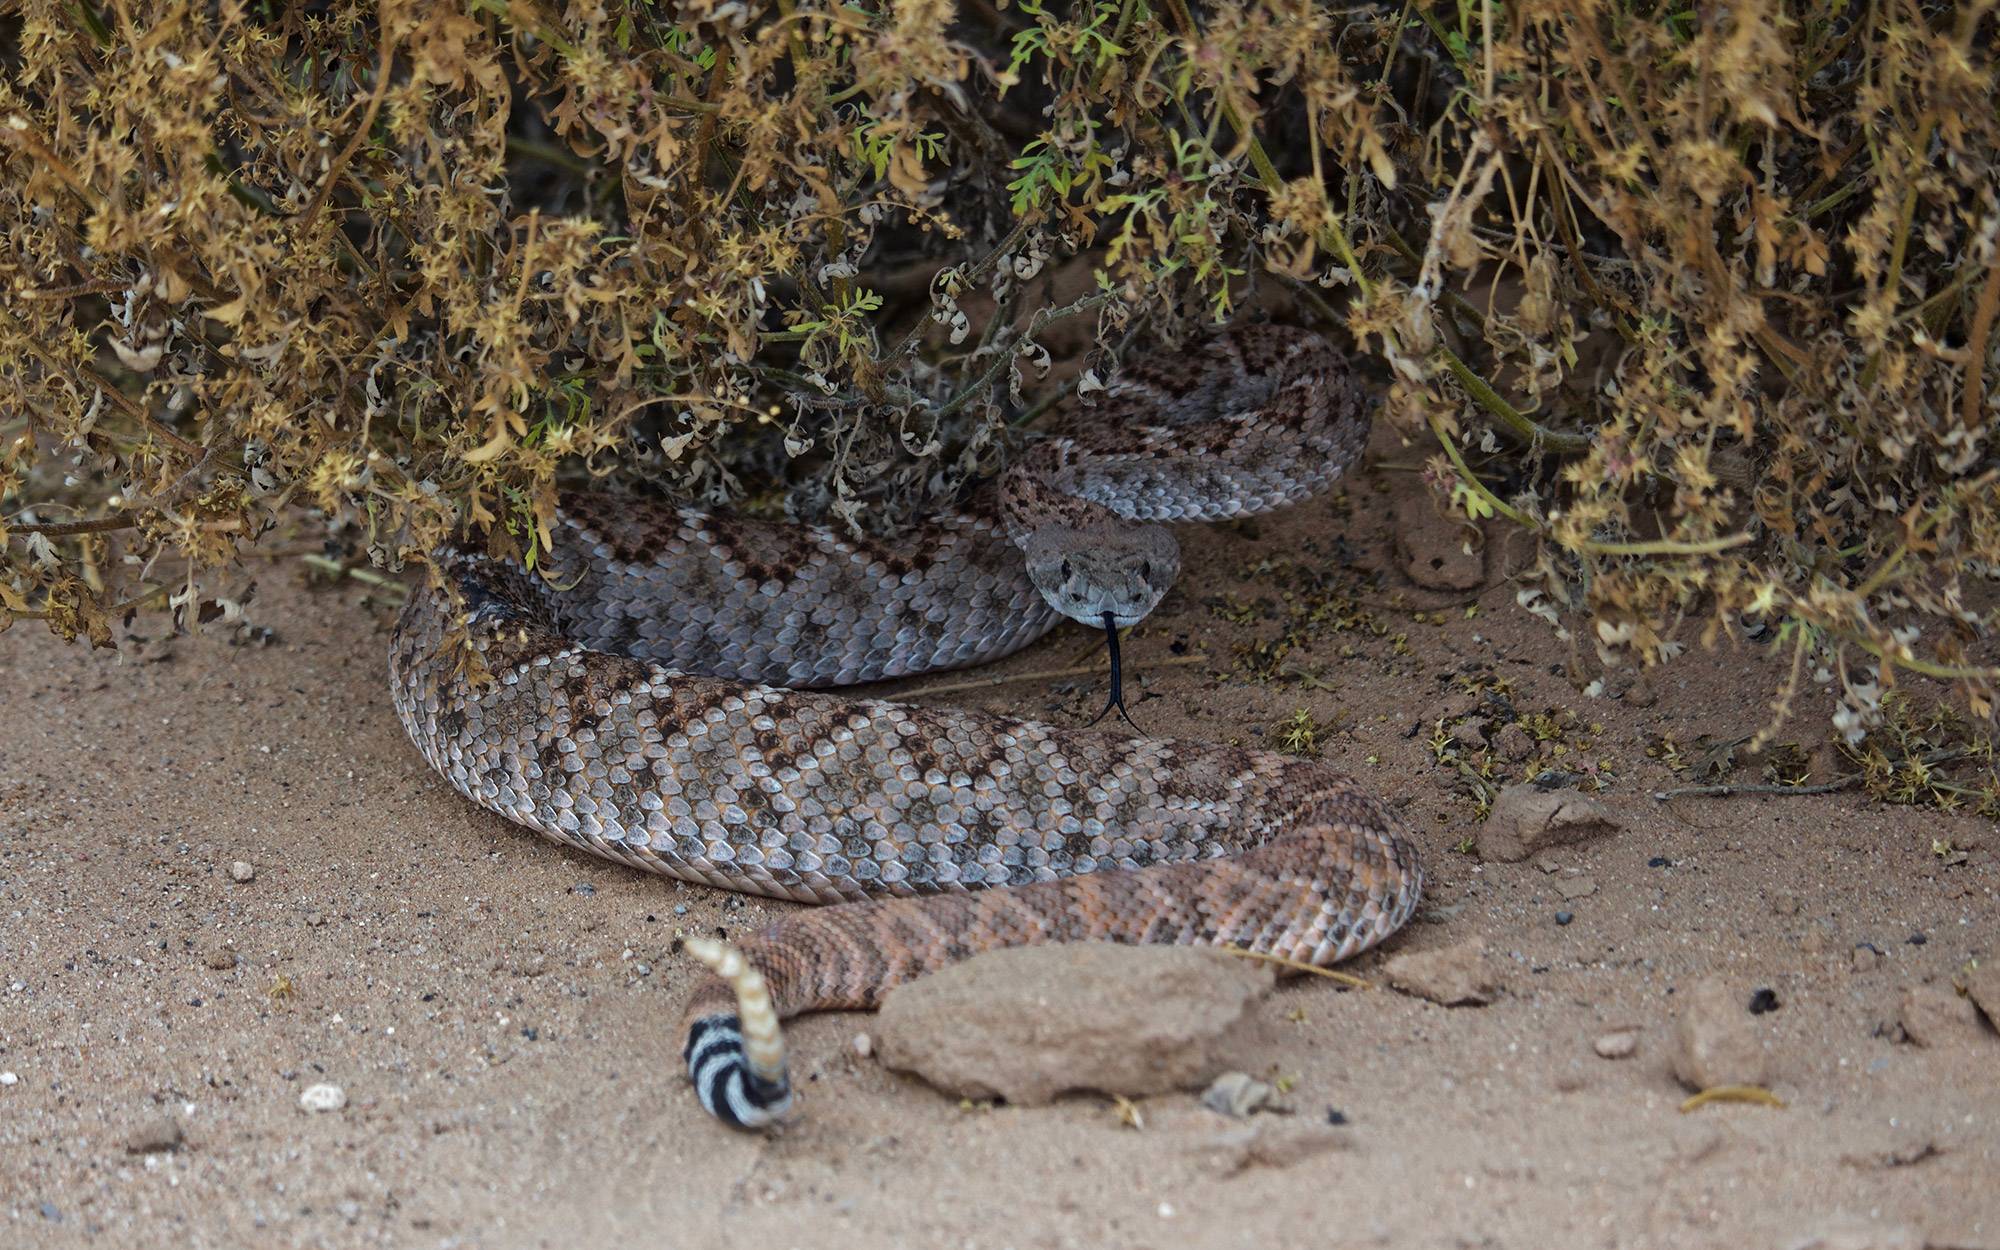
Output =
[
  {"x1": 1669, "y1": 976, "x2": 1775, "y2": 1091},
  {"x1": 1384, "y1": 939, "x2": 1502, "y2": 1006},
  {"x1": 1394, "y1": 507, "x2": 1484, "y2": 591},
  {"x1": 1898, "y1": 985, "x2": 1990, "y2": 1049},
  {"x1": 1480, "y1": 788, "x2": 1622, "y2": 862}
]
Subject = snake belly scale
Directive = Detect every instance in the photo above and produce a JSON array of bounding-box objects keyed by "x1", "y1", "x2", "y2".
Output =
[{"x1": 389, "y1": 324, "x2": 1424, "y2": 1127}]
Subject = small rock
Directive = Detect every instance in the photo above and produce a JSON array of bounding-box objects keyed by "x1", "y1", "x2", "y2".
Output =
[
  {"x1": 1898, "y1": 985, "x2": 1989, "y2": 1048},
  {"x1": 1383, "y1": 939, "x2": 1501, "y2": 1006},
  {"x1": 1394, "y1": 506, "x2": 1484, "y2": 590},
  {"x1": 1532, "y1": 851, "x2": 1563, "y2": 874},
  {"x1": 229, "y1": 861, "x2": 255, "y2": 883},
  {"x1": 1593, "y1": 1031, "x2": 1639, "y2": 1059},
  {"x1": 1963, "y1": 964, "x2": 2000, "y2": 1030},
  {"x1": 298, "y1": 1083, "x2": 347, "y2": 1112},
  {"x1": 1190, "y1": 1120, "x2": 1351, "y2": 1174},
  {"x1": 852, "y1": 1032, "x2": 872, "y2": 1059},
  {"x1": 1768, "y1": 890, "x2": 1801, "y2": 917},
  {"x1": 206, "y1": 948, "x2": 238, "y2": 970},
  {"x1": 1556, "y1": 875, "x2": 1598, "y2": 900},
  {"x1": 0, "y1": 1071, "x2": 16, "y2": 1086},
  {"x1": 1851, "y1": 945, "x2": 1882, "y2": 973},
  {"x1": 1451, "y1": 719, "x2": 1489, "y2": 750},
  {"x1": 1668, "y1": 976, "x2": 1775, "y2": 1091},
  {"x1": 123, "y1": 1117, "x2": 183, "y2": 1154},
  {"x1": 1479, "y1": 787, "x2": 1622, "y2": 862},
  {"x1": 1554, "y1": 910, "x2": 1574, "y2": 926},
  {"x1": 1494, "y1": 723, "x2": 1536, "y2": 763},
  {"x1": 1201, "y1": 1071, "x2": 1273, "y2": 1117},
  {"x1": 1786, "y1": 1220, "x2": 1924, "y2": 1250},
  {"x1": 873, "y1": 944, "x2": 1272, "y2": 1105}
]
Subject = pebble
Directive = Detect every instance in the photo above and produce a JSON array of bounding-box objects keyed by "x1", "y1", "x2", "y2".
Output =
[
  {"x1": 0, "y1": 1071, "x2": 16, "y2": 1086},
  {"x1": 1592, "y1": 1030, "x2": 1639, "y2": 1059},
  {"x1": 1668, "y1": 976, "x2": 1775, "y2": 1091},
  {"x1": 1556, "y1": 874, "x2": 1597, "y2": 900},
  {"x1": 1383, "y1": 939, "x2": 1502, "y2": 1006},
  {"x1": 852, "y1": 1032, "x2": 873, "y2": 1059},
  {"x1": 1897, "y1": 985, "x2": 1989, "y2": 1048},
  {"x1": 1201, "y1": 1071, "x2": 1274, "y2": 1117},
  {"x1": 206, "y1": 948, "x2": 238, "y2": 970},
  {"x1": 298, "y1": 1083, "x2": 347, "y2": 1112},
  {"x1": 1554, "y1": 910, "x2": 1574, "y2": 926},
  {"x1": 1494, "y1": 722, "x2": 1536, "y2": 763},
  {"x1": 874, "y1": 944, "x2": 1272, "y2": 1104},
  {"x1": 1769, "y1": 891, "x2": 1801, "y2": 916},
  {"x1": 1851, "y1": 945, "x2": 1882, "y2": 973},
  {"x1": 229, "y1": 861, "x2": 256, "y2": 883},
  {"x1": 1479, "y1": 787, "x2": 1622, "y2": 862},
  {"x1": 123, "y1": 1117, "x2": 183, "y2": 1154}
]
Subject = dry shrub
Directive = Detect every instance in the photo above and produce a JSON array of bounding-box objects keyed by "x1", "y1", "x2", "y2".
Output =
[{"x1": 1, "y1": 0, "x2": 1995, "y2": 753}]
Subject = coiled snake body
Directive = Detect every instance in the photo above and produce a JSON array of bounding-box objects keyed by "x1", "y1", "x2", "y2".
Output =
[{"x1": 390, "y1": 325, "x2": 1423, "y2": 1127}]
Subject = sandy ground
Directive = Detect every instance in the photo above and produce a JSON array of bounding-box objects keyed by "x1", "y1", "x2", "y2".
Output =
[{"x1": 4, "y1": 441, "x2": 1998, "y2": 1250}]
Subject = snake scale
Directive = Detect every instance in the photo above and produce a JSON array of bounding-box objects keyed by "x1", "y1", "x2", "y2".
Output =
[{"x1": 389, "y1": 324, "x2": 1424, "y2": 1127}]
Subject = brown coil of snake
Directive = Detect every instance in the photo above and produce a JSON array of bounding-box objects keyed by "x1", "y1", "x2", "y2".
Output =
[{"x1": 389, "y1": 324, "x2": 1424, "y2": 1128}]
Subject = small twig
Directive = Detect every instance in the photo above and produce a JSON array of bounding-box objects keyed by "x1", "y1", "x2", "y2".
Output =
[
  {"x1": 1961, "y1": 248, "x2": 1999, "y2": 434},
  {"x1": 1426, "y1": 413, "x2": 1535, "y2": 528},
  {"x1": 296, "y1": 34, "x2": 398, "y2": 235},
  {"x1": 931, "y1": 290, "x2": 1115, "y2": 424},
  {"x1": 894, "y1": 651, "x2": 1212, "y2": 701},
  {"x1": 4, "y1": 515, "x2": 139, "y2": 537},
  {"x1": 1009, "y1": 376, "x2": 1079, "y2": 430},
  {"x1": 5, "y1": 582, "x2": 171, "y2": 623},
  {"x1": 1653, "y1": 778, "x2": 1859, "y2": 800},
  {"x1": 1654, "y1": 746, "x2": 1976, "y2": 800},
  {"x1": 1218, "y1": 946, "x2": 1375, "y2": 989},
  {"x1": 1434, "y1": 345, "x2": 1593, "y2": 456},
  {"x1": 880, "y1": 216, "x2": 1036, "y2": 376},
  {"x1": 1585, "y1": 533, "x2": 1755, "y2": 557},
  {"x1": 301, "y1": 555, "x2": 407, "y2": 598}
]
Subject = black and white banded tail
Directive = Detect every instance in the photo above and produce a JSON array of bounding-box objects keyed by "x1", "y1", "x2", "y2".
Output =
[{"x1": 684, "y1": 1014, "x2": 793, "y2": 1129}]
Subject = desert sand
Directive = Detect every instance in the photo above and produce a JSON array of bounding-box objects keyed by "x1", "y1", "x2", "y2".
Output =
[{"x1": 3, "y1": 436, "x2": 1996, "y2": 1249}]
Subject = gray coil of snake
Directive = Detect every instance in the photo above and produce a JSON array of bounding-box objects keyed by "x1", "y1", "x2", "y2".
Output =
[{"x1": 389, "y1": 323, "x2": 1423, "y2": 1129}]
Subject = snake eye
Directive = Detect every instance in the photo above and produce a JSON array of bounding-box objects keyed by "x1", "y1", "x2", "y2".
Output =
[{"x1": 1060, "y1": 559, "x2": 1073, "y2": 581}]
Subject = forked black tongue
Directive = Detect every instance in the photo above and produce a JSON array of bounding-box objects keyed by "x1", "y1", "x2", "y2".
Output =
[{"x1": 1087, "y1": 611, "x2": 1141, "y2": 732}]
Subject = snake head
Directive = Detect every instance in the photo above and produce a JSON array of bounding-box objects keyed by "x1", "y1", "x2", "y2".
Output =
[{"x1": 1021, "y1": 522, "x2": 1181, "y2": 629}]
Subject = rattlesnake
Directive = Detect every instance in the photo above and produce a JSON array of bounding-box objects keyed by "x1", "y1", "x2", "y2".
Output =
[{"x1": 389, "y1": 324, "x2": 1423, "y2": 1127}]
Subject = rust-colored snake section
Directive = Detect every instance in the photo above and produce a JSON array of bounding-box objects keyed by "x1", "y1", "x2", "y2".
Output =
[{"x1": 387, "y1": 326, "x2": 1422, "y2": 1127}]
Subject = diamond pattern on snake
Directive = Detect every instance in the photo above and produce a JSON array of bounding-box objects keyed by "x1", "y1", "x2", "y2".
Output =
[{"x1": 389, "y1": 324, "x2": 1424, "y2": 1128}]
